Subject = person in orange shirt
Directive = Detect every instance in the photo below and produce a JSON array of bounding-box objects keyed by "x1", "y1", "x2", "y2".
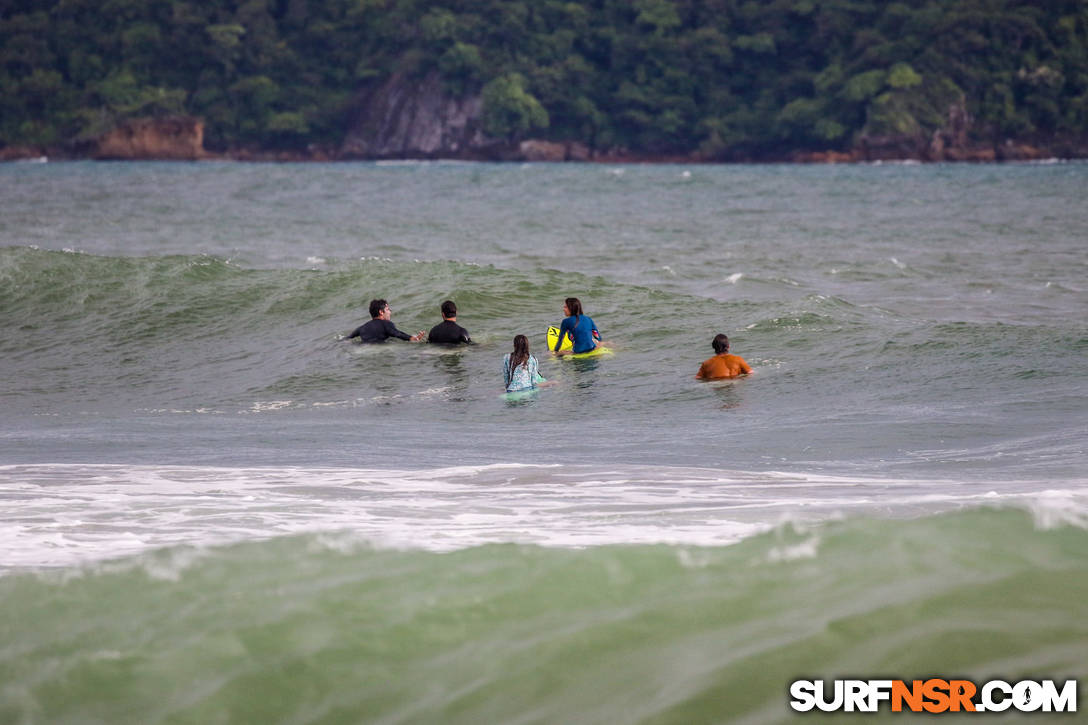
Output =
[{"x1": 695, "y1": 334, "x2": 753, "y2": 380}]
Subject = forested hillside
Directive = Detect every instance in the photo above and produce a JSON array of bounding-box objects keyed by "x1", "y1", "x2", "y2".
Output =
[{"x1": 2, "y1": 0, "x2": 1087, "y2": 159}]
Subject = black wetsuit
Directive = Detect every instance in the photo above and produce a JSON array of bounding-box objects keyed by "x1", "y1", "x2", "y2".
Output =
[
  {"x1": 348, "y1": 318, "x2": 413, "y2": 343},
  {"x1": 427, "y1": 320, "x2": 472, "y2": 345}
]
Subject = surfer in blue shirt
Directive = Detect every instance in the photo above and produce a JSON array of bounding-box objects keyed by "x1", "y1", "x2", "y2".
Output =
[{"x1": 553, "y1": 297, "x2": 602, "y2": 355}]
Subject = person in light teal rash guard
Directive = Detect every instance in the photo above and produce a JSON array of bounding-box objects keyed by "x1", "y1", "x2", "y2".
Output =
[
  {"x1": 553, "y1": 297, "x2": 602, "y2": 355},
  {"x1": 504, "y1": 335, "x2": 547, "y2": 392}
]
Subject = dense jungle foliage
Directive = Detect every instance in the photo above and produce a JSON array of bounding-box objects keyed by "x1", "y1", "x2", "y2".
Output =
[{"x1": 2, "y1": 0, "x2": 1087, "y2": 156}]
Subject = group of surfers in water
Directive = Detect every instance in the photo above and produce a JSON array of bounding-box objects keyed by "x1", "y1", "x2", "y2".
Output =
[{"x1": 346, "y1": 296, "x2": 752, "y2": 393}]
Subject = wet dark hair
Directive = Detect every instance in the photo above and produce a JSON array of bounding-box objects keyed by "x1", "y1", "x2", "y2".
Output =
[
  {"x1": 565, "y1": 297, "x2": 583, "y2": 318},
  {"x1": 712, "y1": 334, "x2": 730, "y2": 354},
  {"x1": 510, "y1": 334, "x2": 530, "y2": 372},
  {"x1": 441, "y1": 300, "x2": 457, "y2": 318},
  {"x1": 369, "y1": 299, "x2": 388, "y2": 318}
]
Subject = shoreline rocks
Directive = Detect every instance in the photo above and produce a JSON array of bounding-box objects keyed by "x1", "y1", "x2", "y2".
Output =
[
  {"x1": 92, "y1": 117, "x2": 206, "y2": 160},
  {"x1": 2, "y1": 118, "x2": 1085, "y2": 164}
]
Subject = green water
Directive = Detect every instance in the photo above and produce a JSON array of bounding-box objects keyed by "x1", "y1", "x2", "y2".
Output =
[{"x1": 2, "y1": 509, "x2": 1085, "y2": 724}]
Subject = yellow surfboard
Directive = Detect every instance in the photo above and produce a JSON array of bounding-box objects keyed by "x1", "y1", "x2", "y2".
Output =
[{"x1": 546, "y1": 326, "x2": 613, "y2": 358}]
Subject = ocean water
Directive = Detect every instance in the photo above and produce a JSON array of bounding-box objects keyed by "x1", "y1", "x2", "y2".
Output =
[{"x1": 1, "y1": 160, "x2": 1086, "y2": 723}]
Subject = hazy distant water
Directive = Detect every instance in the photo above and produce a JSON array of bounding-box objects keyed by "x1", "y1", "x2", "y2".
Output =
[{"x1": 1, "y1": 161, "x2": 1086, "y2": 722}]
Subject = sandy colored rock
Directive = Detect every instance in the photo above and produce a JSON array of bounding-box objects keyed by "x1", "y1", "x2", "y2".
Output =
[
  {"x1": 794, "y1": 150, "x2": 861, "y2": 163},
  {"x1": 519, "y1": 139, "x2": 566, "y2": 161},
  {"x1": 0, "y1": 146, "x2": 46, "y2": 161},
  {"x1": 996, "y1": 141, "x2": 1045, "y2": 161},
  {"x1": 944, "y1": 146, "x2": 997, "y2": 162},
  {"x1": 95, "y1": 117, "x2": 205, "y2": 160},
  {"x1": 567, "y1": 142, "x2": 591, "y2": 161}
]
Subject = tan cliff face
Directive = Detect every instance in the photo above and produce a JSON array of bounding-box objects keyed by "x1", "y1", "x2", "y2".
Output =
[{"x1": 94, "y1": 117, "x2": 205, "y2": 160}]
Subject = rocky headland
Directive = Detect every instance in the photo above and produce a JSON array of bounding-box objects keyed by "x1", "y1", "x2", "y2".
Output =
[{"x1": 3, "y1": 78, "x2": 1084, "y2": 164}]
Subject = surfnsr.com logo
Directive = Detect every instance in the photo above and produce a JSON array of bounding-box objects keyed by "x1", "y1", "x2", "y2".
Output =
[{"x1": 789, "y1": 679, "x2": 1077, "y2": 713}]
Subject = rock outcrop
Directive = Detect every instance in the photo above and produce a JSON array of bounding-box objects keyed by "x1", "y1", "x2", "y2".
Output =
[
  {"x1": 518, "y1": 139, "x2": 592, "y2": 161},
  {"x1": 792, "y1": 149, "x2": 861, "y2": 163},
  {"x1": 94, "y1": 117, "x2": 205, "y2": 160},
  {"x1": 795, "y1": 100, "x2": 1069, "y2": 163},
  {"x1": 0, "y1": 145, "x2": 46, "y2": 161},
  {"x1": 341, "y1": 72, "x2": 499, "y2": 159}
]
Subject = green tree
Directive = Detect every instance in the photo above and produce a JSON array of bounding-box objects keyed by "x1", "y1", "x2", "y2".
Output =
[{"x1": 481, "y1": 73, "x2": 549, "y2": 140}]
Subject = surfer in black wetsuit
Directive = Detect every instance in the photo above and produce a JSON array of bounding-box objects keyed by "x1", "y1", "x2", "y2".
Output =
[
  {"x1": 427, "y1": 300, "x2": 473, "y2": 345},
  {"x1": 347, "y1": 299, "x2": 424, "y2": 343}
]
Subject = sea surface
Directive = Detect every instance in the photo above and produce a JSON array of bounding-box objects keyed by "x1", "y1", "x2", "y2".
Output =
[{"x1": 1, "y1": 160, "x2": 1086, "y2": 723}]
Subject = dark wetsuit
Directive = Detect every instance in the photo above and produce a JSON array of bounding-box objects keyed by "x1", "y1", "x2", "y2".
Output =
[
  {"x1": 427, "y1": 320, "x2": 472, "y2": 345},
  {"x1": 348, "y1": 318, "x2": 413, "y2": 343}
]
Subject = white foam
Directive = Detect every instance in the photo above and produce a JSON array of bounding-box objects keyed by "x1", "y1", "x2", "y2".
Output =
[
  {"x1": 2, "y1": 464, "x2": 1085, "y2": 570},
  {"x1": 765, "y1": 535, "x2": 821, "y2": 563},
  {"x1": 247, "y1": 400, "x2": 294, "y2": 412},
  {"x1": 1025, "y1": 490, "x2": 1088, "y2": 530}
]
